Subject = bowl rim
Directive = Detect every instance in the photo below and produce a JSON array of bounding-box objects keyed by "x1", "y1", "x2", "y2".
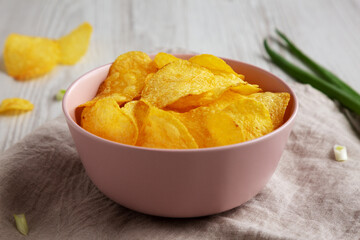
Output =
[{"x1": 62, "y1": 54, "x2": 299, "y2": 153}]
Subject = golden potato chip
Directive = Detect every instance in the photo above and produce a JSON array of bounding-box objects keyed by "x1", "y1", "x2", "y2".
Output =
[
  {"x1": 4, "y1": 34, "x2": 60, "y2": 80},
  {"x1": 189, "y1": 54, "x2": 244, "y2": 79},
  {"x1": 92, "y1": 72, "x2": 138, "y2": 103},
  {"x1": 108, "y1": 51, "x2": 156, "y2": 76},
  {"x1": 81, "y1": 97, "x2": 138, "y2": 144},
  {"x1": 212, "y1": 71, "x2": 261, "y2": 96},
  {"x1": 142, "y1": 60, "x2": 242, "y2": 109},
  {"x1": 166, "y1": 89, "x2": 223, "y2": 112},
  {"x1": 0, "y1": 98, "x2": 34, "y2": 114},
  {"x1": 189, "y1": 54, "x2": 235, "y2": 74},
  {"x1": 154, "y1": 52, "x2": 179, "y2": 68},
  {"x1": 166, "y1": 72, "x2": 245, "y2": 111},
  {"x1": 171, "y1": 107, "x2": 215, "y2": 148},
  {"x1": 144, "y1": 73, "x2": 154, "y2": 85},
  {"x1": 207, "y1": 98, "x2": 273, "y2": 146},
  {"x1": 209, "y1": 90, "x2": 246, "y2": 109},
  {"x1": 96, "y1": 51, "x2": 156, "y2": 103},
  {"x1": 171, "y1": 90, "x2": 245, "y2": 147},
  {"x1": 122, "y1": 100, "x2": 150, "y2": 133},
  {"x1": 127, "y1": 101, "x2": 198, "y2": 149},
  {"x1": 248, "y1": 92, "x2": 290, "y2": 129},
  {"x1": 231, "y1": 82, "x2": 262, "y2": 95},
  {"x1": 214, "y1": 72, "x2": 260, "y2": 95},
  {"x1": 141, "y1": 60, "x2": 214, "y2": 108},
  {"x1": 58, "y1": 22, "x2": 93, "y2": 65},
  {"x1": 77, "y1": 92, "x2": 128, "y2": 108}
]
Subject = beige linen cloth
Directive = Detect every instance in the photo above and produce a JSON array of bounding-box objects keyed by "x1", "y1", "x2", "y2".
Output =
[{"x1": 0, "y1": 82, "x2": 359, "y2": 240}]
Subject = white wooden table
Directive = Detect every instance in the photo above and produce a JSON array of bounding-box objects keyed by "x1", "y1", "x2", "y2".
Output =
[{"x1": 1, "y1": 0, "x2": 360, "y2": 152}]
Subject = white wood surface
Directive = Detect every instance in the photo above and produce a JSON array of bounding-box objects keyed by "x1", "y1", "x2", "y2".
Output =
[{"x1": 1, "y1": 0, "x2": 360, "y2": 152}]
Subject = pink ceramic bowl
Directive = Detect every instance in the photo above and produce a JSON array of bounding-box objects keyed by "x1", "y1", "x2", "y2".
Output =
[{"x1": 62, "y1": 54, "x2": 298, "y2": 218}]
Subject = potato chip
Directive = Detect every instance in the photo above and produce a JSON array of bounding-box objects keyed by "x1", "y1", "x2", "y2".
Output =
[
  {"x1": 207, "y1": 98, "x2": 273, "y2": 146},
  {"x1": 166, "y1": 89, "x2": 223, "y2": 112},
  {"x1": 213, "y1": 72, "x2": 243, "y2": 87},
  {"x1": 171, "y1": 91, "x2": 245, "y2": 147},
  {"x1": 77, "y1": 92, "x2": 128, "y2": 108},
  {"x1": 231, "y1": 82, "x2": 262, "y2": 95},
  {"x1": 142, "y1": 60, "x2": 242, "y2": 109},
  {"x1": 209, "y1": 90, "x2": 246, "y2": 109},
  {"x1": 166, "y1": 72, "x2": 244, "y2": 111},
  {"x1": 108, "y1": 51, "x2": 156, "y2": 77},
  {"x1": 211, "y1": 71, "x2": 262, "y2": 96},
  {"x1": 79, "y1": 51, "x2": 156, "y2": 109},
  {"x1": 122, "y1": 100, "x2": 150, "y2": 133},
  {"x1": 4, "y1": 34, "x2": 60, "y2": 80},
  {"x1": 171, "y1": 107, "x2": 216, "y2": 148},
  {"x1": 0, "y1": 98, "x2": 34, "y2": 114},
  {"x1": 141, "y1": 60, "x2": 214, "y2": 108},
  {"x1": 125, "y1": 101, "x2": 198, "y2": 149},
  {"x1": 144, "y1": 73, "x2": 154, "y2": 85},
  {"x1": 96, "y1": 52, "x2": 156, "y2": 103},
  {"x1": 154, "y1": 52, "x2": 179, "y2": 68},
  {"x1": 58, "y1": 22, "x2": 93, "y2": 65},
  {"x1": 248, "y1": 92, "x2": 290, "y2": 129},
  {"x1": 189, "y1": 54, "x2": 244, "y2": 79},
  {"x1": 81, "y1": 97, "x2": 138, "y2": 144}
]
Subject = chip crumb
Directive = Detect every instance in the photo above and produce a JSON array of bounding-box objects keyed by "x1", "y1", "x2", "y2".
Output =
[{"x1": 334, "y1": 144, "x2": 347, "y2": 162}]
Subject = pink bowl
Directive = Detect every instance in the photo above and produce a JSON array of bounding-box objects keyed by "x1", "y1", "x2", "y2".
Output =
[{"x1": 62, "y1": 54, "x2": 298, "y2": 218}]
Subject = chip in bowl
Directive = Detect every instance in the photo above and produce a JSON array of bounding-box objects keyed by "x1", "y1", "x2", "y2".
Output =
[
  {"x1": 77, "y1": 51, "x2": 291, "y2": 149},
  {"x1": 207, "y1": 98, "x2": 274, "y2": 146},
  {"x1": 154, "y1": 52, "x2": 180, "y2": 68},
  {"x1": 81, "y1": 97, "x2": 138, "y2": 145},
  {"x1": 123, "y1": 100, "x2": 198, "y2": 149}
]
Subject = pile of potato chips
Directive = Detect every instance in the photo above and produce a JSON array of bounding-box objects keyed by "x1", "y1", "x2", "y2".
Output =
[
  {"x1": 78, "y1": 52, "x2": 290, "y2": 149},
  {"x1": 3, "y1": 22, "x2": 92, "y2": 80}
]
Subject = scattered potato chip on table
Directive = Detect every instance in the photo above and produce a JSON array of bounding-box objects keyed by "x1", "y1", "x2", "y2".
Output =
[
  {"x1": 57, "y1": 22, "x2": 93, "y2": 65},
  {"x1": 77, "y1": 51, "x2": 291, "y2": 149},
  {"x1": 0, "y1": 98, "x2": 34, "y2": 114},
  {"x1": 3, "y1": 22, "x2": 92, "y2": 80},
  {"x1": 4, "y1": 34, "x2": 60, "y2": 80}
]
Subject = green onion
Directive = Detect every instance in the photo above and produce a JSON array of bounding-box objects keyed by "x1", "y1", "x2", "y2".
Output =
[
  {"x1": 275, "y1": 29, "x2": 360, "y2": 100},
  {"x1": 55, "y1": 89, "x2": 66, "y2": 101},
  {"x1": 264, "y1": 39, "x2": 360, "y2": 115},
  {"x1": 13, "y1": 213, "x2": 29, "y2": 236}
]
